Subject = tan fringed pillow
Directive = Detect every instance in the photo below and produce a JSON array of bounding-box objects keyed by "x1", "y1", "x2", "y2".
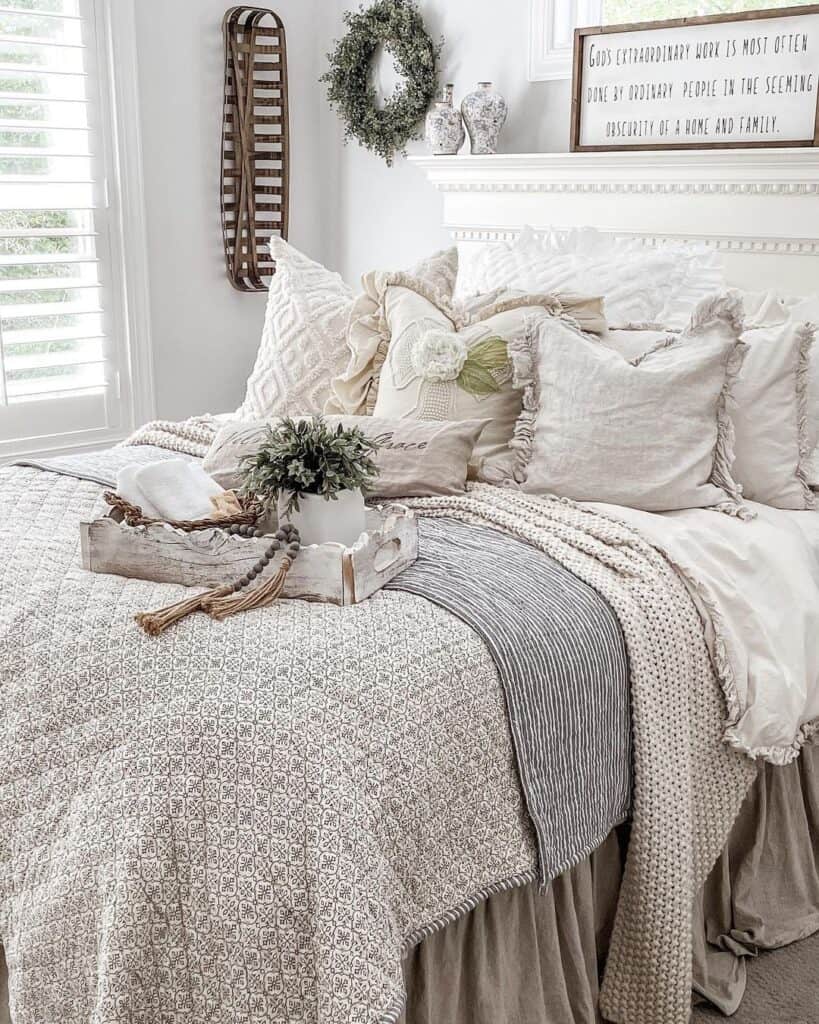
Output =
[
  {"x1": 203, "y1": 416, "x2": 489, "y2": 498},
  {"x1": 505, "y1": 294, "x2": 751, "y2": 516}
]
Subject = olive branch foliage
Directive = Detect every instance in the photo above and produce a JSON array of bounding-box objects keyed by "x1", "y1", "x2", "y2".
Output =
[
  {"x1": 239, "y1": 417, "x2": 381, "y2": 515},
  {"x1": 320, "y1": 0, "x2": 443, "y2": 166}
]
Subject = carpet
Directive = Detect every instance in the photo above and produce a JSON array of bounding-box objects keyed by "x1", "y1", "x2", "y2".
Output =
[{"x1": 692, "y1": 931, "x2": 819, "y2": 1024}]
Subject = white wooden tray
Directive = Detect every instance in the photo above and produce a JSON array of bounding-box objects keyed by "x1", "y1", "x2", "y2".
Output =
[{"x1": 80, "y1": 506, "x2": 417, "y2": 606}]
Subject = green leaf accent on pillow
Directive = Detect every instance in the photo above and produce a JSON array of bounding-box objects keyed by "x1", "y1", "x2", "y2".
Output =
[
  {"x1": 456, "y1": 337, "x2": 509, "y2": 397},
  {"x1": 468, "y1": 337, "x2": 509, "y2": 370}
]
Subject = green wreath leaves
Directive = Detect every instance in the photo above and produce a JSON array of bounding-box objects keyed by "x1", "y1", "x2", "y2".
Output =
[{"x1": 320, "y1": 0, "x2": 443, "y2": 166}]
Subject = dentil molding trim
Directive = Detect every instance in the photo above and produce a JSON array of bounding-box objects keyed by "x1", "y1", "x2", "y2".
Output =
[
  {"x1": 408, "y1": 149, "x2": 819, "y2": 196},
  {"x1": 450, "y1": 227, "x2": 819, "y2": 256}
]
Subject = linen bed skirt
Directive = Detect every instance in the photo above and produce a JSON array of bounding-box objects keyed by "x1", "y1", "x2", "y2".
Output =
[
  {"x1": 0, "y1": 746, "x2": 816, "y2": 1024},
  {"x1": 401, "y1": 742, "x2": 819, "y2": 1024}
]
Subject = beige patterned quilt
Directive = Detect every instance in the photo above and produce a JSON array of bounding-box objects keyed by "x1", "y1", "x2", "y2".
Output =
[{"x1": 0, "y1": 440, "x2": 756, "y2": 1024}]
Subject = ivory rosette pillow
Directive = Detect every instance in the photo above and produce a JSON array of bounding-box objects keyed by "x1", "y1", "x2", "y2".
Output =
[
  {"x1": 327, "y1": 267, "x2": 606, "y2": 419},
  {"x1": 238, "y1": 238, "x2": 459, "y2": 420},
  {"x1": 506, "y1": 298, "x2": 750, "y2": 515},
  {"x1": 356, "y1": 282, "x2": 606, "y2": 481},
  {"x1": 456, "y1": 226, "x2": 725, "y2": 329},
  {"x1": 203, "y1": 416, "x2": 488, "y2": 497}
]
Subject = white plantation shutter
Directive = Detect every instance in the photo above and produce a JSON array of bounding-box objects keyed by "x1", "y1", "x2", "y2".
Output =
[{"x1": 0, "y1": 0, "x2": 131, "y2": 453}]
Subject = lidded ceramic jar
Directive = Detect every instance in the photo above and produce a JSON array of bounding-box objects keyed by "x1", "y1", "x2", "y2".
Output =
[
  {"x1": 425, "y1": 83, "x2": 466, "y2": 156},
  {"x1": 461, "y1": 81, "x2": 507, "y2": 155}
]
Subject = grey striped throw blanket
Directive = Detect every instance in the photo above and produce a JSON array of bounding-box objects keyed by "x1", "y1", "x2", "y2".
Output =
[{"x1": 387, "y1": 517, "x2": 630, "y2": 883}]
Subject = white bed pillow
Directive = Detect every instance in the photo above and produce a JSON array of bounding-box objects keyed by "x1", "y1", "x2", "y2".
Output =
[
  {"x1": 457, "y1": 226, "x2": 725, "y2": 330},
  {"x1": 505, "y1": 297, "x2": 749, "y2": 515},
  {"x1": 604, "y1": 294, "x2": 816, "y2": 510},
  {"x1": 237, "y1": 239, "x2": 458, "y2": 421}
]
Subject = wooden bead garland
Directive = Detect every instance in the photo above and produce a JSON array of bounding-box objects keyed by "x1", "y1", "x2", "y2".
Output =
[{"x1": 135, "y1": 523, "x2": 302, "y2": 636}]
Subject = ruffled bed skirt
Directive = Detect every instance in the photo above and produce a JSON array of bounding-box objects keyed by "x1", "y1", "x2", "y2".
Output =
[
  {"x1": 1, "y1": 746, "x2": 816, "y2": 1024},
  {"x1": 402, "y1": 743, "x2": 819, "y2": 1023}
]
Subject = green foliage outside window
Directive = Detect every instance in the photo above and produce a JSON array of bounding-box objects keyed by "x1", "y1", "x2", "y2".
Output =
[{"x1": 603, "y1": 0, "x2": 819, "y2": 23}]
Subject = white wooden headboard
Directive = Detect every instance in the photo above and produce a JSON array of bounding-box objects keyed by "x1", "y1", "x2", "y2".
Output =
[{"x1": 409, "y1": 149, "x2": 819, "y2": 297}]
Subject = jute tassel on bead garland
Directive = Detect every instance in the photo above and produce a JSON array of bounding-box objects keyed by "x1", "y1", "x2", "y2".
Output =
[{"x1": 135, "y1": 524, "x2": 301, "y2": 636}]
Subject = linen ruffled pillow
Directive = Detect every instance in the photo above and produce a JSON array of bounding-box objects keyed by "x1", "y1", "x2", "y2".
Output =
[
  {"x1": 237, "y1": 239, "x2": 459, "y2": 421},
  {"x1": 604, "y1": 292, "x2": 816, "y2": 510},
  {"x1": 456, "y1": 226, "x2": 725, "y2": 330},
  {"x1": 504, "y1": 294, "x2": 750, "y2": 516}
]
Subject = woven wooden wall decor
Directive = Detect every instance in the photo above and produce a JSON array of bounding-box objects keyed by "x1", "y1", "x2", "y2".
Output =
[{"x1": 221, "y1": 6, "x2": 290, "y2": 292}]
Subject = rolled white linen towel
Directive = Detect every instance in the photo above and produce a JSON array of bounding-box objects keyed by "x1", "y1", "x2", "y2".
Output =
[
  {"x1": 116, "y1": 465, "x2": 162, "y2": 519},
  {"x1": 132, "y1": 459, "x2": 224, "y2": 521}
]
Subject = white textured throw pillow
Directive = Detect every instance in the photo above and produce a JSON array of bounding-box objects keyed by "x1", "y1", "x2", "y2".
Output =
[
  {"x1": 457, "y1": 226, "x2": 725, "y2": 329},
  {"x1": 507, "y1": 297, "x2": 749, "y2": 515},
  {"x1": 237, "y1": 237, "x2": 354, "y2": 420},
  {"x1": 237, "y1": 239, "x2": 459, "y2": 421}
]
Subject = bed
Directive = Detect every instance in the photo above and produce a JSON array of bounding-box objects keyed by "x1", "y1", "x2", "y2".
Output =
[{"x1": 2, "y1": 148, "x2": 819, "y2": 1024}]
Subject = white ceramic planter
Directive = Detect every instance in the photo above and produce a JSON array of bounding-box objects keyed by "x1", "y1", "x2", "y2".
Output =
[{"x1": 277, "y1": 489, "x2": 366, "y2": 548}]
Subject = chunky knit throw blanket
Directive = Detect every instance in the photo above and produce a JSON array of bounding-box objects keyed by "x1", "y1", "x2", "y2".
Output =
[{"x1": 1, "y1": 419, "x2": 757, "y2": 1024}]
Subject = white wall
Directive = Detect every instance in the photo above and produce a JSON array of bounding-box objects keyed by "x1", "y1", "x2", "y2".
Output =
[
  {"x1": 320, "y1": 0, "x2": 570, "y2": 285},
  {"x1": 134, "y1": 0, "x2": 329, "y2": 419},
  {"x1": 133, "y1": 0, "x2": 567, "y2": 419}
]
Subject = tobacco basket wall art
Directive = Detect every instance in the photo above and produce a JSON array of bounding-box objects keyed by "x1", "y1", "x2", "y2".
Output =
[{"x1": 221, "y1": 6, "x2": 290, "y2": 291}]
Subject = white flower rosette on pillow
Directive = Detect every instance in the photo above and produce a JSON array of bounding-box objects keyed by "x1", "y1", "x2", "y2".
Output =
[{"x1": 387, "y1": 317, "x2": 512, "y2": 420}]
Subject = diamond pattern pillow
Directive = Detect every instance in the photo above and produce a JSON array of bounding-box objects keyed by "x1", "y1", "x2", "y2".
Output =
[
  {"x1": 236, "y1": 237, "x2": 354, "y2": 420},
  {"x1": 237, "y1": 238, "x2": 459, "y2": 420}
]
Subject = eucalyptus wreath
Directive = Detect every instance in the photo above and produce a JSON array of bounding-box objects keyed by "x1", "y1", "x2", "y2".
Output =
[{"x1": 320, "y1": 0, "x2": 443, "y2": 166}]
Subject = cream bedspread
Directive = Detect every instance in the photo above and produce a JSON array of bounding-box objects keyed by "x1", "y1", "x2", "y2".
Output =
[
  {"x1": 592, "y1": 501, "x2": 819, "y2": 764},
  {"x1": 3, "y1": 431, "x2": 800, "y2": 1024}
]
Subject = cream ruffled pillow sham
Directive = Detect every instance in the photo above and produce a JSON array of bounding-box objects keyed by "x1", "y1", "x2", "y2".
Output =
[
  {"x1": 506, "y1": 295, "x2": 750, "y2": 515},
  {"x1": 329, "y1": 277, "x2": 606, "y2": 482},
  {"x1": 237, "y1": 238, "x2": 459, "y2": 421}
]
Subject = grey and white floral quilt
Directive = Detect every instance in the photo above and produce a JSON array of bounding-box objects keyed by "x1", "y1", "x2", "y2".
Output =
[{"x1": 0, "y1": 441, "x2": 756, "y2": 1024}]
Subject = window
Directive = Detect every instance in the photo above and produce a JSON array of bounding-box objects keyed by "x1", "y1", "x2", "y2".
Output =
[
  {"x1": 601, "y1": 0, "x2": 819, "y2": 22},
  {"x1": 529, "y1": 0, "x2": 818, "y2": 80},
  {"x1": 0, "y1": 0, "x2": 147, "y2": 459}
]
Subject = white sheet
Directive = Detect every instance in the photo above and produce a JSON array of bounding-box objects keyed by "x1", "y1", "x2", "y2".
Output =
[{"x1": 589, "y1": 501, "x2": 819, "y2": 764}]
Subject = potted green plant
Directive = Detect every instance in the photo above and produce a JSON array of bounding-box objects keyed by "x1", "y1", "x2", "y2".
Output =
[{"x1": 239, "y1": 416, "x2": 380, "y2": 547}]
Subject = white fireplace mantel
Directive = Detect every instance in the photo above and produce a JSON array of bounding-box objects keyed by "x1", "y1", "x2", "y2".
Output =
[
  {"x1": 408, "y1": 149, "x2": 819, "y2": 294},
  {"x1": 408, "y1": 148, "x2": 819, "y2": 195}
]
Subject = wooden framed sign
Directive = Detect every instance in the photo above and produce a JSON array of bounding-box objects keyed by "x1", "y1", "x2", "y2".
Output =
[{"x1": 571, "y1": 4, "x2": 819, "y2": 151}]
